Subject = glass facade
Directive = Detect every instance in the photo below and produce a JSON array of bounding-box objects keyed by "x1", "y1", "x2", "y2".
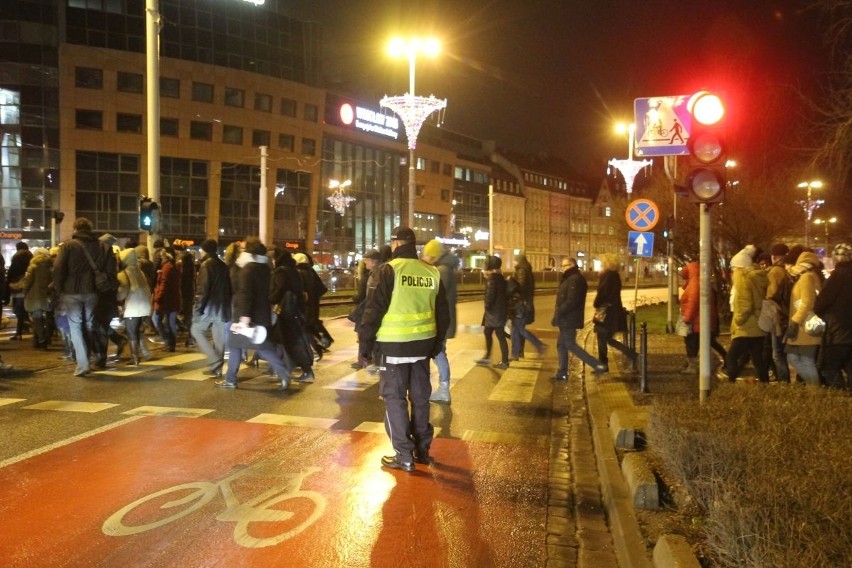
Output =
[
  {"x1": 219, "y1": 163, "x2": 259, "y2": 239},
  {"x1": 75, "y1": 150, "x2": 140, "y2": 234},
  {"x1": 318, "y1": 138, "x2": 402, "y2": 267},
  {"x1": 273, "y1": 169, "x2": 312, "y2": 244},
  {"x1": 159, "y1": 158, "x2": 208, "y2": 238}
]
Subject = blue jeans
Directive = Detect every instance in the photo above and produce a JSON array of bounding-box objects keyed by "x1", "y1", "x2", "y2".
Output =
[
  {"x1": 191, "y1": 311, "x2": 228, "y2": 369},
  {"x1": 153, "y1": 310, "x2": 177, "y2": 349},
  {"x1": 432, "y1": 340, "x2": 450, "y2": 383},
  {"x1": 557, "y1": 326, "x2": 600, "y2": 375},
  {"x1": 787, "y1": 351, "x2": 820, "y2": 386},
  {"x1": 511, "y1": 314, "x2": 542, "y2": 359},
  {"x1": 225, "y1": 345, "x2": 291, "y2": 386},
  {"x1": 62, "y1": 293, "x2": 97, "y2": 373}
]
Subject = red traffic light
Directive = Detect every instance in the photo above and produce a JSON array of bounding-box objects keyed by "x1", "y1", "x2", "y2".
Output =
[{"x1": 688, "y1": 91, "x2": 725, "y2": 126}]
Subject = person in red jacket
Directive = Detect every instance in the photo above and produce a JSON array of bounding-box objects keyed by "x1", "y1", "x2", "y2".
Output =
[
  {"x1": 678, "y1": 261, "x2": 727, "y2": 374},
  {"x1": 152, "y1": 250, "x2": 181, "y2": 352}
]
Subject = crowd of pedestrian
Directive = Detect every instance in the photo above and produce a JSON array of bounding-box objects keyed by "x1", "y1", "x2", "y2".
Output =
[
  {"x1": 678, "y1": 241, "x2": 852, "y2": 390},
  {"x1": 1, "y1": 217, "x2": 329, "y2": 390}
]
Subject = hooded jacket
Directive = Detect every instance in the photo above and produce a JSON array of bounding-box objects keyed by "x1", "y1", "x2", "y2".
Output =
[
  {"x1": 432, "y1": 250, "x2": 459, "y2": 338},
  {"x1": 53, "y1": 230, "x2": 115, "y2": 296},
  {"x1": 507, "y1": 254, "x2": 536, "y2": 322},
  {"x1": 814, "y1": 259, "x2": 852, "y2": 346},
  {"x1": 785, "y1": 251, "x2": 822, "y2": 347},
  {"x1": 730, "y1": 266, "x2": 769, "y2": 339},
  {"x1": 117, "y1": 248, "x2": 153, "y2": 319},
  {"x1": 20, "y1": 249, "x2": 52, "y2": 313},
  {"x1": 593, "y1": 268, "x2": 627, "y2": 334},
  {"x1": 678, "y1": 261, "x2": 720, "y2": 334},
  {"x1": 194, "y1": 251, "x2": 231, "y2": 321}
]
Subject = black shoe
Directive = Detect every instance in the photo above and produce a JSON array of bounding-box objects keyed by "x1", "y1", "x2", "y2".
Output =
[
  {"x1": 381, "y1": 455, "x2": 414, "y2": 472},
  {"x1": 213, "y1": 379, "x2": 236, "y2": 389},
  {"x1": 492, "y1": 361, "x2": 509, "y2": 370},
  {"x1": 413, "y1": 449, "x2": 434, "y2": 465},
  {"x1": 280, "y1": 377, "x2": 291, "y2": 390},
  {"x1": 593, "y1": 364, "x2": 609, "y2": 375},
  {"x1": 296, "y1": 371, "x2": 315, "y2": 383},
  {"x1": 551, "y1": 374, "x2": 568, "y2": 381},
  {"x1": 202, "y1": 367, "x2": 222, "y2": 377}
]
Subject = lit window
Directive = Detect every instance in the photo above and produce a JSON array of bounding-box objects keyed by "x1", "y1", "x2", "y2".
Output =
[{"x1": 224, "y1": 87, "x2": 244, "y2": 108}]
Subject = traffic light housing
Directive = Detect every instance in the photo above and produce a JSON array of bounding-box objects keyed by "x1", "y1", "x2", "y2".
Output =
[
  {"x1": 685, "y1": 91, "x2": 726, "y2": 203},
  {"x1": 139, "y1": 198, "x2": 158, "y2": 231}
]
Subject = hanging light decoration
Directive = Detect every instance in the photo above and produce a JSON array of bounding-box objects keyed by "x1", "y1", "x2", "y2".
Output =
[{"x1": 328, "y1": 179, "x2": 355, "y2": 215}]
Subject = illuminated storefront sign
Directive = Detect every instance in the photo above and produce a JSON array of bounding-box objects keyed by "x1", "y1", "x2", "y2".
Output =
[{"x1": 339, "y1": 103, "x2": 399, "y2": 140}]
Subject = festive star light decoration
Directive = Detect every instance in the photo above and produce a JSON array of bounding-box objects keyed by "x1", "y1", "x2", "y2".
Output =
[
  {"x1": 798, "y1": 198, "x2": 825, "y2": 221},
  {"x1": 328, "y1": 190, "x2": 356, "y2": 215},
  {"x1": 380, "y1": 93, "x2": 447, "y2": 150},
  {"x1": 608, "y1": 158, "x2": 653, "y2": 194}
]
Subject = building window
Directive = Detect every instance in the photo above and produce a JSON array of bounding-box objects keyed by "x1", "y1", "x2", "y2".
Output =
[
  {"x1": 219, "y1": 163, "x2": 260, "y2": 238},
  {"x1": 301, "y1": 138, "x2": 316, "y2": 156},
  {"x1": 117, "y1": 72, "x2": 143, "y2": 93},
  {"x1": 604, "y1": 206, "x2": 612, "y2": 217},
  {"x1": 116, "y1": 113, "x2": 142, "y2": 133},
  {"x1": 431, "y1": 161, "x2": 441, "y2": 174},
  {"x1": 254, "y1": 93, "x2": 272, "y2": 112},
  {"x1": 278, "y1": 133, "x2": 294, "y2": 151},
  {"x1": 223, "y1": 125, "x2": 243, "y2": 145},
  {"x1": 160, "y1": 157, "x2": 209, "y2": 237},
  {"x1": 224, "y1": 87, "x2": 244, "y2": 108},
  {"x1": 280, "y1": 98, "x2": 297, "y2": 117},
  {"x1": 160, "y1": 118, "x2": 179, "y2": 137},
  {"x1": 443, "y1": 163, "x2": 452, "y2": 176},
  {"x1": 75, "y1": 67, "x2": 102, "y2": 89},
  {"x1": 303, "y1": 103, "x2": 318, "y2": 122},
  {"x1": 191, "y1": 82, "x2": 214, "y2": 103},
  {"x1": 251, "y1": 129, "x2": 271, "y2": 147},
  {"x1": 160, "y1": 77, "x2": 180, "y2": 98},
  {"x1": 441, "y1": 189, "x2": 450, "y2": 201},
  {"x1": 75, "y1": 151, "x2": 141, "y2": 233},
  {"x1": 75, "y1": 109, "x2": 103, "y2": 130},
  {"x1": 416, "y1": 157, "x2": 427, "y2": 171},
  {"x1": 189, "y1": 121, "x2": 212, "y2": 141}
]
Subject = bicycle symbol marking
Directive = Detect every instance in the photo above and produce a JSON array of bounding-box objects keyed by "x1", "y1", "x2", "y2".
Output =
[{"x1": 102, "y1": 463, "x2": 326, "y2": 548}]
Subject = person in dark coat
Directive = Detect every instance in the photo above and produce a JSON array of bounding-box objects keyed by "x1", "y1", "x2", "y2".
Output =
[
  {"x1": 814, "y1": 243, "x2": 852, "y2": 390},
  {"x1": 269, "y1": 249, "x2": 313, "y2": 382},
  {"x1": 293, "y1": 252, "x2": 330, "y2": 359},
  {"x1": 475, "y1": 255, "x2": 510, "y2": 369},
  {"x1": 551, "y1": 258, "x2": 606, "y2": 380},
  {"x1": 507, "y1": 253, "x2": 545, "y2": 359},
  {"x1": 175, "y1": 243, "x2": 197, "y2": 342},
  {"x1": 215, "y1": 237, "x2": 292, "y2": 390},
  {"x1": 7, "y1": 241, "x2": 33, "y2": 340},
  {"x1": 348, "y1": 249, "x2": 381, "y2": 369},
  {"x1": 91, "y1": 233, "x2": 127, "y2": 367},
  {"x1": 190, "y1": 239, "x2": 231, "y2": 376},
  {"x1": 53, "y1": 217, "x2": 117, "y2": 376},
  {"x1": 592, "y1": 255, "x2": 636, "y2": 373}
]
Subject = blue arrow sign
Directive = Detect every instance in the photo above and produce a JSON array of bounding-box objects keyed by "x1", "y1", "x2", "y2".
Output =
[{"x1": 628, "y1": 231, "x2": 655, "y2": 257}]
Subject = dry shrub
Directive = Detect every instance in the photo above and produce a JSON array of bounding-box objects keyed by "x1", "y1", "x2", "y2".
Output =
[{"x1": 647, "y1": 384, "x2": 852, "y2": 568}]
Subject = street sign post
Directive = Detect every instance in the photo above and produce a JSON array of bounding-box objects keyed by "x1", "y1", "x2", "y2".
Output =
[
  {"x1": 628, "y1": 231, "x2": 655, "y2": 257},
  {"x1": 634, "y1": 95, "x2": 693, "y2": 157},
  {"x1": 625, "y1": 198, "x2": 660, "y2": 231}
]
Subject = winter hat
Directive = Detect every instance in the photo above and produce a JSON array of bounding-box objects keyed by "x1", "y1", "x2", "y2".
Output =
[
  {"x1": 389, "y1": 226, "x2": 416, "y2": 244},
  {"x1": 422, "y1": 239, "x2": 443, "y2": 259},
  {"x1": 730, "y1": 247, "x2": 755, "y2": 269},
  {"x1": 783, "y1": 245, "x2": 806, "y2": 266},
  {"x1": 770, "y1": 243, "x2": 789, "y2": 257},
  {"x1": 832, "y1": 243, "x2": 852, "y2": 263},
  {"x1": 200, "y1": 239, "x2": 218, "y2": 255},
  {"x1": 31, "y1": 247, "x2": 49, "y2": 257},
  {"x1": 363, "y1": 249, "x2": 381, "y2": 261},
  {"x1": 484, "y1": 255, "x2": 502, "y2": 271},
  {"x1": 293, "y1": 253, "x2": 309, "y2": 265}
]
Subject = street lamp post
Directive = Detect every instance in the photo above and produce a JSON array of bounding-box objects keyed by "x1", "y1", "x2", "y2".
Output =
[
  {"x1": 797, "y1": 180, "x2": 824, "y2": 248},
  {"x1": 813, "y1": 216, "x2": 837, "y2": 252},
  {"x1": 383, "y1": 37, "x2": 446, "y2": 229}
]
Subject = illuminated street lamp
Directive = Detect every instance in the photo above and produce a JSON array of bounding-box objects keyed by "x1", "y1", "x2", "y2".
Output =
[
  {"x1": 382, "y1": 37, "x2": 446, "y2": 228},
  {"x1": 813, "y1": 216, "x2": 837, "y2": 252},
  {"x1": 797, "y1": 180, "x2": 824, "y2": 247},
  {"x1": 327, "y1": 179, "x2": 354, "y2": 215},
  {"x1": 609, "y1": 121, "x2": 651, "y2": 194}
]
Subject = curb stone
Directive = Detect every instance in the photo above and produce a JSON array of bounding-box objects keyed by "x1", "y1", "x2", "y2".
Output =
[{"x1": 621, "y1": 452, "x2": 659, "y2": 510}]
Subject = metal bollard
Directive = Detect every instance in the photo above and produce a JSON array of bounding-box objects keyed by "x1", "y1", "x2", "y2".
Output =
[
  {"x1": 627, "y1": 310, "x2": 636, "y2": 352},
  {"x1": 638, "y1": 322, "x2": 649, "y2": 393}
]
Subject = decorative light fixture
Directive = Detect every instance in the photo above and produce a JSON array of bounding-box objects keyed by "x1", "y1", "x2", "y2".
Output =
[
  {"x1": 608, "y1": 158, "x2": 652, "y2": 194},
  {"x1": 328, "y1": 179, "x2": 354, "y2": 215}
]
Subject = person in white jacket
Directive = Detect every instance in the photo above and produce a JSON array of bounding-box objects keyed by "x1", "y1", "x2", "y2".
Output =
[{"x1": 117, "y1": 248, "x2": 153, "y2": 366}]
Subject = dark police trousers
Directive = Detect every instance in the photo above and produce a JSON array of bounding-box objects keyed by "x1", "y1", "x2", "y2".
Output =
[{"x1": 380, "y1": 357, "x2": 434, "y2": 459}]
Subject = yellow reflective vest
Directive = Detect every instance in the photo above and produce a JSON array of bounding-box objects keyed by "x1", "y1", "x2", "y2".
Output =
[{"x1": 376, "y1": 257, "x2": 440, "y2": 343}]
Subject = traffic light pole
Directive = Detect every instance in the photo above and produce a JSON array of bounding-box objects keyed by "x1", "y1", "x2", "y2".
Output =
[
  {"x1": 699, "y1": 203, "x2": 712, "y2": 403},
  {"x1": 145, "y1": 0, "x2": 161, "y2": 252}
]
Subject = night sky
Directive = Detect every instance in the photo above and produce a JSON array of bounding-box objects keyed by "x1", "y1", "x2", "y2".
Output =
[{"x1": 283, "y1": 0, "x2": 829, "y2": 177}]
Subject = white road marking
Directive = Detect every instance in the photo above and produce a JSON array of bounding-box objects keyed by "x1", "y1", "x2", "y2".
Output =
[
  {"x1": 24, "y1": 401, "x2": 120, "y2": 413},
  {"x1": 488, "y1": 361, "x2": 541, "y2": 403},
  {"x1": 247, "y1": 414, "x2": 338, "y2": 429},
  {"x1": 122, "y1": 406, "x2": 214, "y2": 418}
]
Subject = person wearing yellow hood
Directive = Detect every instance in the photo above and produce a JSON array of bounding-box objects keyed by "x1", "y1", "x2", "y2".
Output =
[
  {"x1": 720, "y1": 245, "x2": 769, "y2": 382},
  {"x1": 783, "y1": 250, "x2": 823, "y2": 386}
]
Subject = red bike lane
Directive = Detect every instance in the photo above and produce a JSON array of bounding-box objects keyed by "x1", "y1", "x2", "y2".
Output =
[{"x1": 0, "y1": 416, "x2": 548, "y2": 567}]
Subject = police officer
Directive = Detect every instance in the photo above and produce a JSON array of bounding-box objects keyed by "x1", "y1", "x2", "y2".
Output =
[{"x1": 359, "y1": 227, "x2": 450, "y2": 472}]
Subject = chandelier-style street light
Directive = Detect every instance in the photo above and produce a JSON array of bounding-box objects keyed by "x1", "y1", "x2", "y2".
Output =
[
  {"x1": 327, "y1": 179, "x2": 354, "y2": 215},
  {"x1": 797, "y1": 180, "x2": 824, "y2": 247},
  {"x1": 382, "y1": 37, "x2": 446, "y2": 228}
]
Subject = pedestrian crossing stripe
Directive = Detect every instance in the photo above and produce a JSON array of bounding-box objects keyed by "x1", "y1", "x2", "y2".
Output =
[
  {"x1": 122, "y1": 406, "x2": 214, "y2": 418},
  {"x1": 461, "y1": 430, "x2": 548, "y2": 446},
  {"x1": 488, "y1": 361, "x2": 541, "y2": 403},
  {"x1": 0, "y1": 398, "x2": 25, "y2": 407},
  {"x1": 247, "y1": 414, "x2": 338, "y2": 429},
  {"x1": 92, "y1": 367, "x2": 150, "y2": 377},
  {"x1": 323, "y1": 371, "x2": 379, "y2": 392},
  {"x1": 353, "y1": 421, "x2": 443, "y2": 438},
  {"x1": 24, "y1": 401, "x2": 120, "y2": 413},
  {"x1": 139, "y1": 353, "x2": 207, "y2": 367},
  {"x1": 166, "y1": 369, "x2": 213, "y2": 381}
]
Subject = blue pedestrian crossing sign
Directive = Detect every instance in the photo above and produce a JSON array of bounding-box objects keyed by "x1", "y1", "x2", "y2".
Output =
[
  {"x1": 628, "y1": 231, "x2": 655, "y2": 257},
  {"x1": 634, "y1": 95, "x2": 692, "y2": 157}
]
